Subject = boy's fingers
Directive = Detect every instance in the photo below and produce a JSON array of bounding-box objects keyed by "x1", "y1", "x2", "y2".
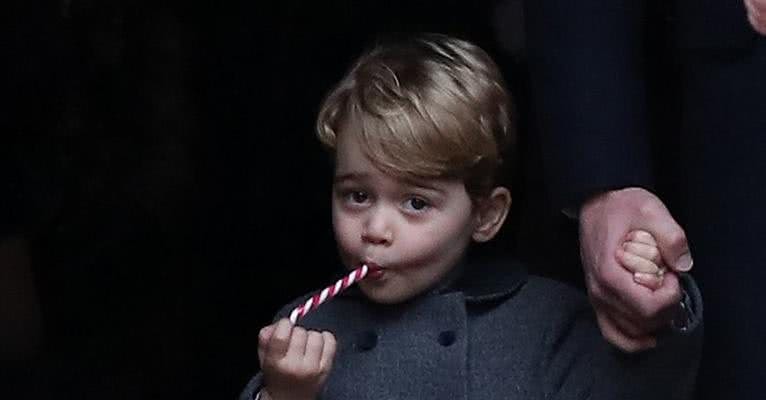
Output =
[
  {"x1": 634, "y1": 272, "x2": 664, "y2": 291},
  {"x1": 258, "y1": 324, "x2": 277, "y2": 362},
  {"x1": 623, "y1": 271, "x2": 681, "y2": 328},
  {"x1": 626, "y1": 230, "x2": 657, "y2": 246},
  {"x1": 267, "y1": 318, "x2": 294, "y2": 358},
  {"x1": 616, "y1": 248, "x2": 661, "y2": 274},
  {"x1": 592, "y1": 265, "x2": 673, "y2": 332},
  {"x1": 303, "y1": 331, "x2": 325, "y2": 368},
  {"x1": 259, "y1": 324, "x2": 276, "y2": 344},
  {"x1": 287, "y1": 326, "x2": 309, "y2": 358},
  {"x1": 622, "y1": 241, "x2": 662, "y2": 265},
  {"x1": 319, "y1": 331, "x2": 337, "y2": 373}
]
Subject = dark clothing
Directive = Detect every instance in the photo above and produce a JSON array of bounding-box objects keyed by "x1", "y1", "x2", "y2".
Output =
[
  {"x1": 524, "y1": 1, "x2": 766, "y2": 398},
  {"x1": 240, "y1": 258, "x2": 702, "y2": 400}
]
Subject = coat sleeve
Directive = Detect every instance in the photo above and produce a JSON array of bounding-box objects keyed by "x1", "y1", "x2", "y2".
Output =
[
  {"x1": 540, "y1": 274, "x2": 703, "y2": 400},
  {"x1": 239, "y1": 373, "x2": 264, "y2": 400},
  {"x1": 524, "y1": 0, "x2": 654, "y2": 211}
]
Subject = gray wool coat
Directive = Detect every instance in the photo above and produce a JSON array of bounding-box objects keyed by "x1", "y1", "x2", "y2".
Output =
[{"x1": 240, "y1": 257, "x2": 702, "y2": 400}]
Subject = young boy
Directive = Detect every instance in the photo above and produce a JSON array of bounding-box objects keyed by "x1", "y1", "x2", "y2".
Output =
[{"x1": 242, "y1": 34, "x2": 701, "y2": 400}]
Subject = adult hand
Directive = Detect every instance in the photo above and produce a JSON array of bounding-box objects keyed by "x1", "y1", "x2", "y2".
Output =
[
  {"x1": 579, "y1": 187, "x2": 693, "y2": 352},
  {"x1": 746, "y1": 0, "x2": 766, "y2": 35},
  {"x1": 258, "y1": 318, "x2": 337, "y2": 400}
]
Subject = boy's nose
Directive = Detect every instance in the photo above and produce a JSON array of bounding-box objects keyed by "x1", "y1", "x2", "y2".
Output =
[
  {"x1": 361, "y1": 229, "x2": 392, "y2": 245},
  {"x1": 361, "y1": 209, "x2": 393, "y2": 245}
]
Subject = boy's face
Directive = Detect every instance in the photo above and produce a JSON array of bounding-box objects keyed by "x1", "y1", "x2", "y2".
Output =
[{"x1": 331, "y1": 131, "x2": 478, "y2": 304}]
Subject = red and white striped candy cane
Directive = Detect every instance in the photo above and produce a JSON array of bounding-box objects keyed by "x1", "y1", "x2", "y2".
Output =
[{"x1": 289, "y1": 264, "x2": 372, "y2": 323}]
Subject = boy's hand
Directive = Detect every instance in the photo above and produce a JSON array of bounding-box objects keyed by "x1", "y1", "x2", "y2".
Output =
[
  {"x1": 616, "y1": 230, "x2": 666, "y2": 291},
  {"x1": 258, "y1": 318, "x2": 337, "y2": 400},
  {"x1": 614, "y1": 229, "x2": 685, "y2": 345}
]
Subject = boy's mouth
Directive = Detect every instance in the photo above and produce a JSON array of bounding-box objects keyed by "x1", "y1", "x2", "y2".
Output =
[{"x1": 362, "y1": 262, "x2": 385, "y2": 280}]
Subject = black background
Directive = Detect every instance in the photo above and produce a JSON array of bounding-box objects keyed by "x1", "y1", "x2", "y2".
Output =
[{"x1": 3, "y1": 1, "x2": 580, "y2": 398}]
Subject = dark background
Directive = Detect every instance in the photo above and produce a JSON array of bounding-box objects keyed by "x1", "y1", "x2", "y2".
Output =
[{"x1": 2, "y1": 1, "x2": 580, "y2": 398}]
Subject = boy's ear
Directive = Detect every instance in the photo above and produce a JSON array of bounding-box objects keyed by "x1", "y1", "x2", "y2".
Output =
[{"x1": 472, "y1": 187, "x2": 511, "y2": 242}]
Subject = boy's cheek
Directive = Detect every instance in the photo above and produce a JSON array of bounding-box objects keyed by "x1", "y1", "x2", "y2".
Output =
[{"x1": 333, "y1": 225, "x2": 356, "y2": 249}]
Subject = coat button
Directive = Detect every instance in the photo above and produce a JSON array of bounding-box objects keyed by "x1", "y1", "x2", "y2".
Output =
[
  {"x1": 355, "y1": 330, "x2": 378, "y2": 351},
  {"x1": 438, "y1": 330, "x2": 456, "y2": 347}
]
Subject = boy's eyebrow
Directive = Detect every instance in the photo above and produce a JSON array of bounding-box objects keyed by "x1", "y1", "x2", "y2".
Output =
[
  {"x1": 334, "y1": 172, "x2": 368, "y2": 183},
  {"x1": 401, "y1": 178, "x2": 446, "y2": 194},
  {"x1": 334, "y1": 173, "x2": 446, "y2": 194}
]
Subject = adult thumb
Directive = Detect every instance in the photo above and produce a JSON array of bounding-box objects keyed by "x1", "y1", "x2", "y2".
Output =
[{"x1": 652, "y1": 217, "x2": 693, "y2": 272}]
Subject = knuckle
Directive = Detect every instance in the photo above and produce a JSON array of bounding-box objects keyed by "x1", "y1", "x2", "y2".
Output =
[
  {"x1": 667, "y1": 287, "x2": 683, "y2": 305},
  {"x1": 638, "y1": 199, "x2": 659, "y2": 219},
  {"x1": 275, "y1": 329, "x2": 292, "y2": 342},
  {"x1": 295, "y1": 365, "x2": 321, "y2": 380},
  {"x1": 666, "y1": 229, "x2": 687, "y2": 248},
  {"x1": 271, "y1": 359, "x2": 293, "y2": 375},
  {"x1": 306, "y1": 333, "x2": 322, "y2": 349},
  {"x1": 648, "y1": 247, "x2": 661, "y2": 262},
  {"x1": 636, "y1": 230, "x2": 652, "y2": 241},
  {"x1": 272, "y1": 327, "x2": 291, "y2": 342},
  {"x1": 660, "y1": 275, "x2": 682, "y2": 298},
  {"x1": 286, "y1": 360, "x2": 313, "y2": 376},
  {"x1": 261, "y1": 356, "x2": 277, "y2": 370},
  {"x1": 323, "y1": 332, "x2": 337, "y2": 347}
]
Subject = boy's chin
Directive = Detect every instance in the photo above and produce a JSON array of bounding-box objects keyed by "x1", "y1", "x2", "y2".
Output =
[{"x1": 358, "y1": 283, "x2": 418, "y2": 305}]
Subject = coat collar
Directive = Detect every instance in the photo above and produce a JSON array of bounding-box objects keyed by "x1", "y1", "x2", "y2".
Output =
[{"x1": 438, "y1": 255, "x2": 528, "y2": 303}]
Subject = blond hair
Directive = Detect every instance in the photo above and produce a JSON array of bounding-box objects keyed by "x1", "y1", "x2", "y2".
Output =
[{"x1": 316, "y1": 33, "x2": 514, "y2": 197}]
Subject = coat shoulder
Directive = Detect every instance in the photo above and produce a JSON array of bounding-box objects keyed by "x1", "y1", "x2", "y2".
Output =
[{"x1": 517, "y1": 275, "x2": 592, "y2": 316}]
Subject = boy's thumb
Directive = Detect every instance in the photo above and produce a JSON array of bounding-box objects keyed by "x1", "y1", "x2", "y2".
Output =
[
  {"x1": 257, "y1": 325, "x2": 277, "y2": 362},
  {"x1": 259, "y1": 325, "x2": 276, "y2": 345}
]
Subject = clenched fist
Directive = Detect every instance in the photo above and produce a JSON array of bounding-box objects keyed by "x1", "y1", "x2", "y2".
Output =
[
  {"x1": 258, "y1": 318, "x2": 337, "y2": 400},
  {"x1": 579, "y1": 188, "x2": 689, "y2": 352}
]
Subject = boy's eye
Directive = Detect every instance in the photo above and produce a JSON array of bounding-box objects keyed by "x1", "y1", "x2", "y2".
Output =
[
  {"x1": 405, "y1": 197, "x2": 430, "y2": 212},
  {"x1": 350, "y1": 191, "x2": 369, "y2": 203}
]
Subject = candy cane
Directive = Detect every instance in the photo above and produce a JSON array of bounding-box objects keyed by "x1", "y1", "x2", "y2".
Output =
[{"x1": 289, "y1": 264, "x2": 374, "y2": 323}]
